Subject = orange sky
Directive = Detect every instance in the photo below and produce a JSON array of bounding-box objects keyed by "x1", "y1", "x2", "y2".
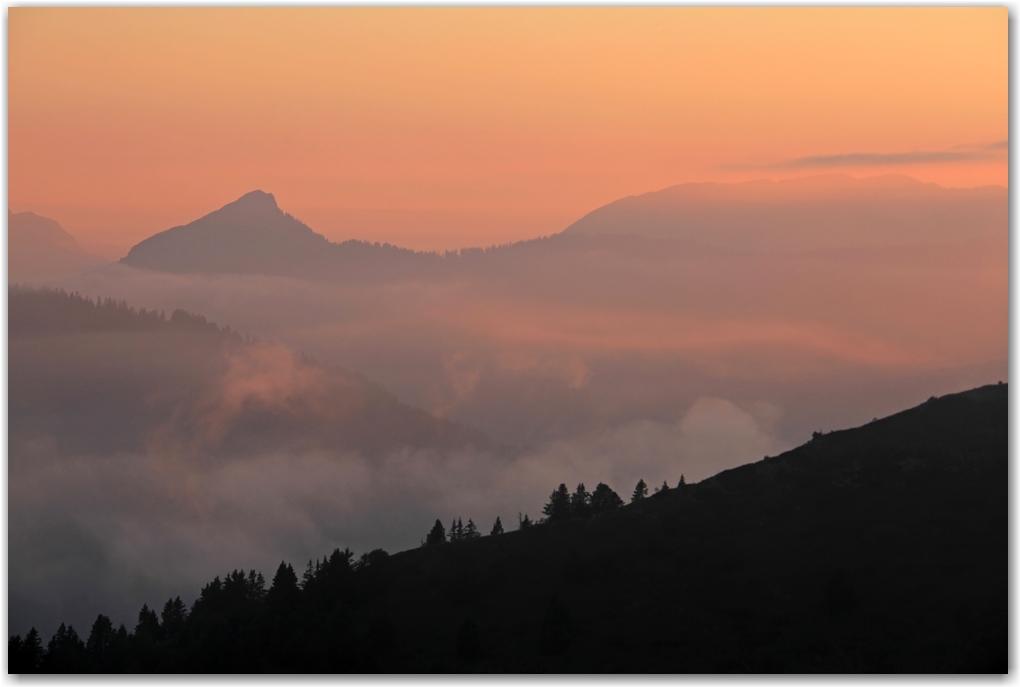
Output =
[{"x1": 9, "y1": 7, "x2": 1007, "y2": 257}]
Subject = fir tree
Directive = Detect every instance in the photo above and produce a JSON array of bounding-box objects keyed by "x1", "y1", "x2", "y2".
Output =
[
  {"x1": 160, "y1": 597, "x2": 188, "y2": 640},
  {"x1": 464, "y1": 519, "x2": 480, "y2": 538},
  {"x1": 631, "y1": 479, "x2": 648, "y2": 502},
  {"x1": 679, "y1": 474, "x2": 686, "y2": 487},
  {"x1": 590, "y1": 483, "x2": 625, "y2": 514},
  {"x1": 134, "y1": 604, "x2": 161, "y2": 641},
  {"x1": 543, "y1": 483, "x2": 572, "y2": 522},
  {"x1": 490, "y1": 516, "x2": 504, "y2": 536},
  {"x1": 570, "y1": 483, "x2": 592, "y2": 518},
  {"x1": 425, "y1": 519, "x2": 446, "y2": 546}
]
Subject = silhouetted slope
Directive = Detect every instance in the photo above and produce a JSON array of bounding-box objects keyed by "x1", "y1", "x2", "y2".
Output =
[
  {"x1": 563, "y1": 174, "x2": 1007, "y2": 252},
  {"x1": 121, "y1": 191, "x2": 439, "y2": 279},
  {"x1": 9, "y1": 287, "x2": 490, "y2": 457},
  {"x1": 9, "y1": 210, "x2": 107, "y2": 282},
  {"x1": 11, "y1": 383, "x2": 1005, "y2": 672},
  {"x1": 362, "y1": 383, "x2": 1006, "y2": 672}
]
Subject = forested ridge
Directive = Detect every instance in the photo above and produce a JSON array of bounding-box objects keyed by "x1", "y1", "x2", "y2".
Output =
[
  {"x1": 8, "y1": 286, "x2": 492, "y2": 457},
  {"x1": 9, "y1": 284, "x2": 243, "y2": 339},
  {"x1": 9, "y1": 383, "x2": 1006, "y2": 673}
]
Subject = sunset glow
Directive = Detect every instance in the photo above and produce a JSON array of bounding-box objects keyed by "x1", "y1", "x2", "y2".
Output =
[{"x1": 9, "y1": 7, "x2": 1007, "y2": 256}]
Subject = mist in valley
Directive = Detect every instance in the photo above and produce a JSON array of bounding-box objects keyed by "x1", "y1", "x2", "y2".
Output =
[{"x1": 9, "y1": 174, "x2": 1008, "y2": 638}]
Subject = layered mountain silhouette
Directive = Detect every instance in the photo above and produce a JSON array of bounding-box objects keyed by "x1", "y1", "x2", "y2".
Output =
[
  {"x1": 117, "y1": 175, "x2": 1007, "y2": 282},
  {"x1": 9, "y1": 210, "x2": 107, "y2": 283},
  {"x1": 9, "y1": 286, "x2": 491, "y2": 457},
  {"x1": 10, "y1": 382, "x2": 1006, "y2": 673},
  {"x1": 121, "y1": 191, "x2": 439, "y2": 279},
  {"x1": 563, "y1": 174, "x2": 1007, "y2": 252}
]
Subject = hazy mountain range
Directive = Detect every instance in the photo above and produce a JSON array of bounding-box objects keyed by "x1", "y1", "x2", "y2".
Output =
[
  {"x1": 42, "y1": 174, "x2": 1006, "y2": 448},
  {"x1": 8, "y1": 174, "x2": 1007, "y2": 642},
  {"x1": 8, "y1": 210, "x2": 107, "y2": 283},
  {"x1": 10, "y1": 287, "x2": 490, "y2": 459},
  {"x1": 563, "y1": 173, "x2": 1006, "y2": 251}
]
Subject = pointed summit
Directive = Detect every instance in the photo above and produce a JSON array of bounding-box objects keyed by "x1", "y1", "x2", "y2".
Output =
[
  {"x1": 221, "y1": 190, "x2": 279, "y2": 214},
  {"x1": 122, "y1": 190, "x2": 329, "y2": 275}
]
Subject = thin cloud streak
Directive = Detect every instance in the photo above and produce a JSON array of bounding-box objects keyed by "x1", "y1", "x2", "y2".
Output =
[{"x1": 729, "y1": 141, "x2": 1007, "y2": 170}]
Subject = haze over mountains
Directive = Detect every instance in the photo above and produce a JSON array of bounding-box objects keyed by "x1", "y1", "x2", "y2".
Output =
[
  {"x1": 115, "y1": 174, "x2": 1007, "y2": 279},
  {"x1": 50, "y1": 173, "x2": 1007, "y2": 447},
  {"x1": 11, "y1": 173, "x2": 1007, "y2": 640},
  {"x1": 122, "y1": 190, "x2": 436, "y2": 281},
  {"x1": 9, "y1": 287, "x2": 494, "y2": 637},
  {"x1": 563, "y1": 174, "x2": 1006, "y2": 252},
  {"x1": 8, "y1": 210, "x2": 107, "y2": 282}
]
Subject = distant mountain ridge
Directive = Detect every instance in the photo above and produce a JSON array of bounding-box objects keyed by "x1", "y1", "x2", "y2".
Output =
[
  {"x1": 562, "y1": 174, "x2": 1007, "y2": 252},
  {"x1": 9, "y1": 286, "x2": 492, "y2": 457},
  {"x1": 121, "y1": 191, "x2": 438, "y2": 279},
  {"x1": 9, "y1": 210, "x2": 107, "y2": 282},
  {"x1": 118, "y1": 174, "x2": 1007, "y2": 279}
]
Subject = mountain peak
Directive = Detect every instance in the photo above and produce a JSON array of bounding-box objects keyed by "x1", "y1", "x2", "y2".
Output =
[
  {"x1": 222, "y1": 190, "x2": 278, "y2": 213},
  {"x1": 121, "y1": 189, "x2": 333, "y2": 275}
]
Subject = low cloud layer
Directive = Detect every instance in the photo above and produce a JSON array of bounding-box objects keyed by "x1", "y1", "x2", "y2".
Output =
[{"x1": 9, "y1": 394, "x2": 785, "y2": 640}]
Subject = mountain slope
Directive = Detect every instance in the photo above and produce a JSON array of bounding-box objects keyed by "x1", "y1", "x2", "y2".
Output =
[
  {"x1": 9, "y1": 210, "x2": 107, "y2": 282},
  {"x1": 121, "y1": 191, "x2": 439, "y2": 279},
  {"x1": 9, "y1": 286, "x2": 491, "y2": 457},
  {"x1": 364, "y1": 382, "x2": 1007, "y2": 672},
  {"x1": 563, "y1": 174, "x2": 1007, "y2": 252},
  {"x1": 11, "y1": 382, "x2": 1006, "y2": 673}
]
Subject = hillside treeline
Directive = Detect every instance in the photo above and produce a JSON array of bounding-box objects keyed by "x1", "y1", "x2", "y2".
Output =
[{"x1": 9, "y1": 285, "x2": 244, "y2": 340}]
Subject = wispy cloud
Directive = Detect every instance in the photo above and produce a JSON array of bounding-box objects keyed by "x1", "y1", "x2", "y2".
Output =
[{"x1": 731, "y1": 141, "x2": 1007, "y2": 170}]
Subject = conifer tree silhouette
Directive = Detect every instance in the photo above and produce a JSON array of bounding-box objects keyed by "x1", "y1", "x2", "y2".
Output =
[
  {"x1": 490, "y1": 516, "x2": 504, "y2": 535},
  {"x1": 631, "y1": 479, "x2": 648, "y2": 502},
  {"x1": 464, "y1": 519, "x2": 480, "y2": 538},
  {"x1": 9, "y1": 627, "x2": 42, "y2": 673},
  {"x1": 426, "y1": 519, "x2": 446, "y2": 545},
  {"x1": 678, "y1": 474, "x2": 686, "y2": 487},
  {"x1": 134, "y1": 604, "x2": 161, "y2": 641},
  {"x1": 570, "y1": 483, "x2": 592, "y2": 518},
  {"x1": 590, "y1": 482, "x2": 624, "y2": 514},
  {"x1": 543, "y1": 483, "x2": 572, "y2": 522},
  {"x1": 160, "y1": 597, "x2": 188, "y2": 640}
]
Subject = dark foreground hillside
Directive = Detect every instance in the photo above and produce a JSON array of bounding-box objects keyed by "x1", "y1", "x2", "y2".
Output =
[{"x1": 10, "y1": 383, "x2": 1006, "y2": 673}]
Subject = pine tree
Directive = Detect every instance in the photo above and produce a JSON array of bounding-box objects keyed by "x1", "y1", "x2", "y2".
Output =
[
  {"x1": 519, "y1": 513, "x2": 533, "y2": 530},
  {"x1": 86, "y1": 614, "x2": 116, "y2": 670},
  {"x1": 160, "y1": 597, "x2": 188, "y2": 640},
  {"x1": 464, "y1": 519, "x2": 480, "y2": 538},
  {"x1": 570, "y1": 483, "x2": 592, "y2": 518},
  {"x1": 631, "y1": 479, "x2": 648, "y2": 502},
  {"x1": 543, "y1": 483, "x2": 572, "y2": 522},
  {"x1": 590, "y1": 483, "x2": 624, "y2": 514},
  {"x1": 658, "y1": 480, "x2": 670, "y2": 493},
  {"x1": 426, "y1": 519, "x2": 446, "y2": 546},
  {"x1": 449, "y1": 517, "x2": 465, "y2": 541},
  {"x1": 679, "y1": 474, "x2": 686, "y2": 487},
  {"x1": 23, "y1": 628, "x2": 43, "y2": 673},
  {"x1": 134, "y1": 604, "x2": 161, "y2": 641},
  {"x1": 490, "y1": 516, "x2": 504, "y2": 536}
]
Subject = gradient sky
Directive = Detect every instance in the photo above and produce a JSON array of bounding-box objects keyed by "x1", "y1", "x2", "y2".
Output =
[{"x1": 9, "y1": 7, "x2": 1007, "y2": 256}]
